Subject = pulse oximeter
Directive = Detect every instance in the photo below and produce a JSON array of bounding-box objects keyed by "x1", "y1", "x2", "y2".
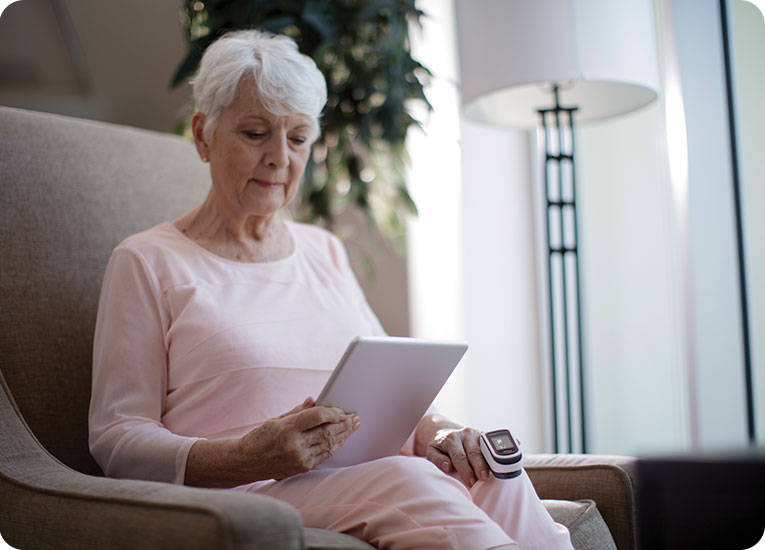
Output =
[{"x1": 479, "y1": 429, "x2": 523, "y2": 479}]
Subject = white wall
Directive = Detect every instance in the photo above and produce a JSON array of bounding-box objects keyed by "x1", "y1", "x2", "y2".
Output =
[
  {"x1": 406, "y1": 0, "x2": 469, "y2": 422},
  {"x1": 459, "y1": 121, "x2": 546, "y2": 450},
  {"x1": 577, "y1": 102, "x2": 692, "y2": 455},
  {"x1": 407, "y1": 1, "x2": 546, "y2": 451}
]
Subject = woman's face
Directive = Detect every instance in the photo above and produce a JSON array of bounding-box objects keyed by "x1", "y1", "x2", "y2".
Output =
[{"x1": 195, "y1": 77, "x2": 313, "y2": 220}]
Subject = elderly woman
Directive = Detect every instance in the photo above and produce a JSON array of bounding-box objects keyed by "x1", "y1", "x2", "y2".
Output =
[{"x1": 89, "y1": 30, "x2": 573, "y2": 550}]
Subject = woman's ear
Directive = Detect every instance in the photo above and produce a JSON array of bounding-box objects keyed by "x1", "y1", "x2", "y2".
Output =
[{"x1": 191, "y1": 112, "x2": 210, "y2": 163}]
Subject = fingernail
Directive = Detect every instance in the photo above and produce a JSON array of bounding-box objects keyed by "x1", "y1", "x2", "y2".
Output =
[
  {"x1": 441, "y1": 461, "x2": 450, "y2": 472},
  {"x1": 480, "y1": 470, "x2": 490, "y2": 481}
]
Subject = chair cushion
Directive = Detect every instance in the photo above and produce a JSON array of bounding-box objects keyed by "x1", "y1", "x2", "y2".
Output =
[
  {"x1": 304, "y1": 528, "x2": 377, "y2": 550},
  {"x1": 303, "y1": 499, "x2": 615, "y2": 550},
  {"x1": 0, "y1": 107, "x2": 208, "y2": 476},
  {"x1": 544, "y1": 499, "x2": 617, "y2": 550}
]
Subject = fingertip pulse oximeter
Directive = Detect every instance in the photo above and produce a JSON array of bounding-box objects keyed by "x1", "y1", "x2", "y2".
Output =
[{"x1": 480, "y1": 429, "x2": 523, "y2": 479}]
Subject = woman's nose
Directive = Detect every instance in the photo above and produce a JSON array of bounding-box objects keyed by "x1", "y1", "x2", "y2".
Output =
[{"x1": 263, "y1": 135, "x2": 289, "y2": 168}]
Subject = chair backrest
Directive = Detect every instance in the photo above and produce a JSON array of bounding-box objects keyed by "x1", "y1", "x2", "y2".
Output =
[{"x1": 0, "y1": 107, "x2": 208, "y2": 475}]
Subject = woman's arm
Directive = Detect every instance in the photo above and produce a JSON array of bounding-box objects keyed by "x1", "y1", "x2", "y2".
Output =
[
  {"x1": 90, "y1": 247, "x2": 202, "y2": 484},
  {"x1": 413, "y1": 414, "x2": 491, "y2": 488},
  {"x1": 184, "y1": 397, "x2": 359, "y2": 488}
]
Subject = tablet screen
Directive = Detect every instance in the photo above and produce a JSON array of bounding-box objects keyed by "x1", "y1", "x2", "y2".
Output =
[{"x1": 316, "y1": 336, "x2": 468, "y2": 468}]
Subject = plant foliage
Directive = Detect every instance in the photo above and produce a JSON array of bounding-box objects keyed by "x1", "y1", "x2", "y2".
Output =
[{"x1": 172, "y1": 0, "x2": 432, "y2": 239}]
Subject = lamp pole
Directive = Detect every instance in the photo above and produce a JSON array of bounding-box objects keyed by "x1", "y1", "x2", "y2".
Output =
[{"x1": 538, "y1": 85, "x2": 587, "y2": 454}]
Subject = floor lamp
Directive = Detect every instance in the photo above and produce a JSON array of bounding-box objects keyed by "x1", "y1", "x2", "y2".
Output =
[{"x1": 456, "y1": 0, "x2": 660, "y2": 453}]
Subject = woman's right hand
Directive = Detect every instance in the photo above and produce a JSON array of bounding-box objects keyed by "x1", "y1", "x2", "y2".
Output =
[
  {"x1": 239, "y1": 396, "x2": 360, "y2": 479},
  {"x1": 185, "y1": 396, "x2": 359, "y2": 487}
]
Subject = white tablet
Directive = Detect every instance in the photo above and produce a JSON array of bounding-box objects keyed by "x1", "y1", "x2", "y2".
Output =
[{"x1": 315, "y1": 335, "x2": 468, "y2": 469}]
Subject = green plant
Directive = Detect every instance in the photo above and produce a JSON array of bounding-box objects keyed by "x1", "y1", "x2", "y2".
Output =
[{"x1": 172, "y1": 0, "x2": 431, "y2": 242}]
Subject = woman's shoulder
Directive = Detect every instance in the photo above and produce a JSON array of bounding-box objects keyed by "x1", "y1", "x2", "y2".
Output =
[
  {"x1": 106, "y1": 222, "x2": 218, "y2": 290},
  {"x1": 114, "y1": 222, "x2": 186, "y2": 258},
  {"x1": 108, "y1": 223, "x2": 206, "y2": 279}
]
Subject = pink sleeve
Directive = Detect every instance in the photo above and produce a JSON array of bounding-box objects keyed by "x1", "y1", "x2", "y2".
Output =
[{"x1": 89, "y1": 247, "x2": 202, "y2": 484}]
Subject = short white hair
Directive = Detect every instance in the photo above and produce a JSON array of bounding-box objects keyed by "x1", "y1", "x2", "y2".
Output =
[{"x1": 190, "y1": 29, "x2": 327, "y2": 142}]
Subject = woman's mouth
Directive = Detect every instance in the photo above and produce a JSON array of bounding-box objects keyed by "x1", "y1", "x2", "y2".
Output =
[{"x1": 252, "y1": 179, "x2": 283, "y2": 189}]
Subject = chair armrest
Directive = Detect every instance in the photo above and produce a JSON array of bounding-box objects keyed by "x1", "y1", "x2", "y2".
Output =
[
  {"x1": 525, "y1": 454, "x2": 639, "y2": 550},
  {"x1": 0, "y1": 375, "x2": 304, "y2": 550},
  {"x1": 1, "y1": 472, "x2": 305, "y2": 550}
]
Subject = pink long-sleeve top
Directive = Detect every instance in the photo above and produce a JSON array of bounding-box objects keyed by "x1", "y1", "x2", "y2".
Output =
[{"x1": 89, "y1": 221, "x2": 385, "y2": 485}]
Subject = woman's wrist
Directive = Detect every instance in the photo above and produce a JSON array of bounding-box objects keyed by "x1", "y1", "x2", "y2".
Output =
[
  {"x1": 413, "y1": 414, "x2": 462, "y2": 457},
  {"x1": 184, "y1": 438, "x2": 258, "y2": 488}
]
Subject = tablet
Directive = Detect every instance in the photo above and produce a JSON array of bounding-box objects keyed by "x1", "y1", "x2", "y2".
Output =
[{"x1": 315, "y1": 335, "x2": 468, "y2": 469}]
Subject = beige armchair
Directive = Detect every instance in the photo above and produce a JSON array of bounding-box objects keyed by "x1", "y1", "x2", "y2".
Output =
[{"x1": 0, "y1": 106, "x2": 638, "y2": 549}]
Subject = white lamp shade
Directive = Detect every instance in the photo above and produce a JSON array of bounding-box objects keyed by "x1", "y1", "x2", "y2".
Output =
[{"x1": 456, "y1": 0, "x2": 660, "y2": 128}]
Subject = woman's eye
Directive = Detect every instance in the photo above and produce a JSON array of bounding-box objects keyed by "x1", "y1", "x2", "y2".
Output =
[
  {"x1": 243, "y1": 131, "x2": 264, "y2": 139},
  {"x1": 291, "y1": 137, "x2": 307, "y2": 145}
]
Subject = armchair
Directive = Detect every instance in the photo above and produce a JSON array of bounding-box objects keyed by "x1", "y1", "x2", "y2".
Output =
[{"x1": 0, "y1": 106, "x2": 637, "y2": 549}]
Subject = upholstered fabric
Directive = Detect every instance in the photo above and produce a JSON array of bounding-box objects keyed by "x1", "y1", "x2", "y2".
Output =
[
  {"x1": 0, "y1": 106, "x2": 210, "y2": 477},
  {"x1": 544, "y1": 500, "x2": 617, "y2": 550},
  {"x1": 0, "y1": 369, "x2": 306, "y2": 549},
  {"x1": 526, "y1": 454, "x2": 638, "y2": 550},
  {"x1": 0, "y1": 106, "x2": 636, "y2": 550},
  {"x1": 305, "y1": 528, "x2": 377, "y2": 550}
]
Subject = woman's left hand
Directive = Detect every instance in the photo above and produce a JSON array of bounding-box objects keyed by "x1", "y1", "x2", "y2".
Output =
[{"x1": 415, "y1": 415, "x2": 491, "y2": 488}]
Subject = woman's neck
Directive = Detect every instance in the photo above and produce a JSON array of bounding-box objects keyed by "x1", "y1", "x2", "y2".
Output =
[{"x1": 173, "y1": 194, "x2": 293, "y2": 263}]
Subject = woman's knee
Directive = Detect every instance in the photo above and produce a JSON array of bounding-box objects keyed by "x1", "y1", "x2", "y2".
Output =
[
  {"x1": 373, "y1": 455, "x2": 452, "y2": 480},
  {"x1": 363, "y1": 456, "x2": 470, "y2": 498}
]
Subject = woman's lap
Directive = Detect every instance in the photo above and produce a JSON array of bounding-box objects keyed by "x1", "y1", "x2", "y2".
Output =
[{"x1": 251, "y1": 455, "x2": 572, "y2": 550}]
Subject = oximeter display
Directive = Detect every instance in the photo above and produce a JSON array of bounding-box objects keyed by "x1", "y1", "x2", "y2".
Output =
[
  {"x1": 480, "y1": 429, "x2": 523, "y2": 479},
  {"x1": 489, "y1": 432, "x2": 518, "y2": 454}
]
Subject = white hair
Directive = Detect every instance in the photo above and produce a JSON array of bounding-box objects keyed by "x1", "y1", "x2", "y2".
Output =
[{"x1": 190, "y1": 29, "x2": 327, "y2": 142}]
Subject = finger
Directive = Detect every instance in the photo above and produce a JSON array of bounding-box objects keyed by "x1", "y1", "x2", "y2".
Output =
[
  {"x1": 304, "y1": 414, "x2": 358, "y2": 446},
  {"x1": 426, "y1": 446, "x2": 453, "y2": 475},
  {"x1": 463, "y1": 433, "x2": 491, "y2": 482},
  {"x1": 307, "y1": 441, "x2": 336, "y2": 467},
  {"x1": 440, "y1": 435, "x2": 476, "y2": 487},
  {"x1": 306, "y1": 420, "x2": 357, "y2": 466},
  {"x1": 292, "y1": 405, "x2": 347, "y2": 431},
  {"x1": 278, "y1": 396, "x2": 315, "y2": 419}
]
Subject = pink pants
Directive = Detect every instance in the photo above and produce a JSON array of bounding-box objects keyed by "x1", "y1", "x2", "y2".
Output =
[{"x1": 251, "y1": 456, "x2": 573, "y2": 550}]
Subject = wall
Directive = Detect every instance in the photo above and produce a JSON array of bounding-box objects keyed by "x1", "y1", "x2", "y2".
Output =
[
  {"x1": 0, "y1": 0, "x2": 190, "y2": 131},
  {"x1": 460, "y1": 121, "x2": 546, "y2": 450},
  {"x1": 406, "y1": 0, "x2": 469, "y2": 423},
  {"x1": 576, "y1": 103, "x2": 692, "y2": 455},
  {"x1": 402, "y1": 0, "x2": 549, "y2": 450}
]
